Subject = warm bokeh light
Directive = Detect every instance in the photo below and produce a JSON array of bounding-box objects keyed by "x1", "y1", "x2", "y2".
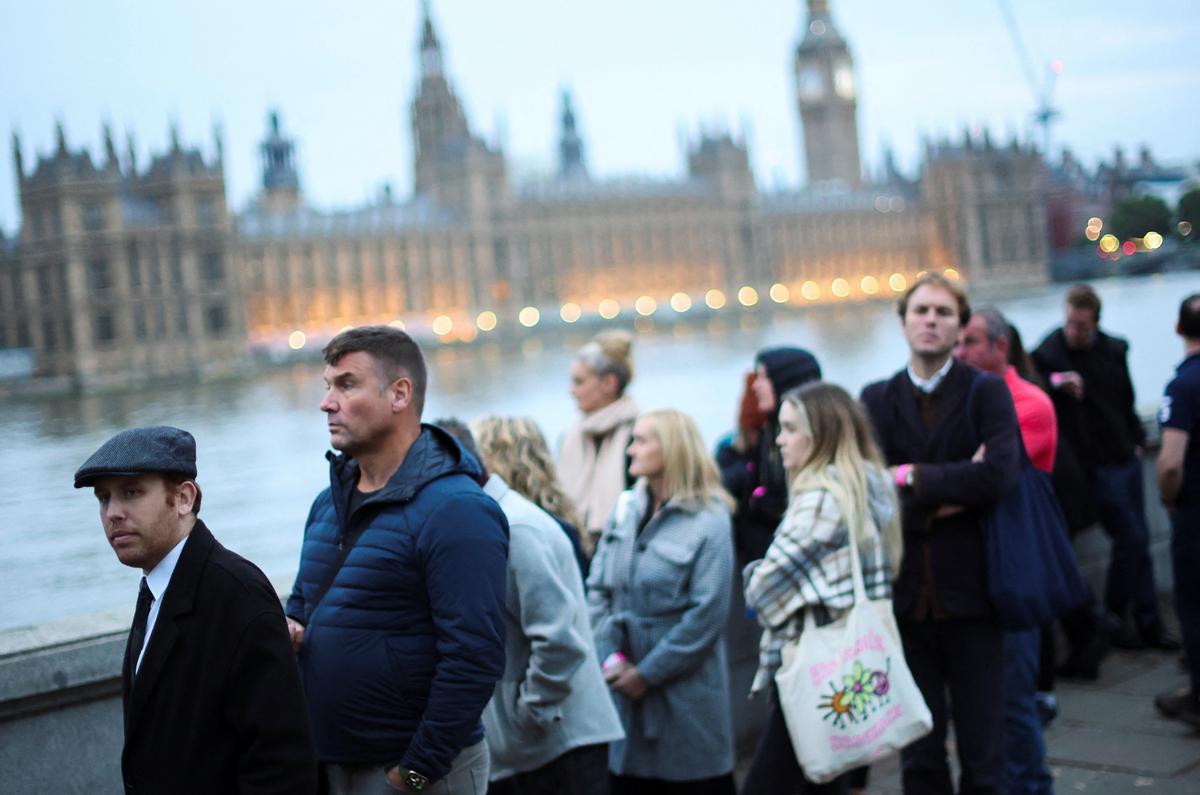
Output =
[
  {"x1": 475, "y1": 310, "x2": 497, "y2": 331},
  {"x1": 1122, "y1": 240, "x2": 1136, "y2": 256},
  {"x1": 705, "y1": 289, "x2": 727, "y2": 310},
  {"x1": 518, "y1": 306, "x2": 541, "y2": 327},
  {"x1": 388, "y1": 319, "x2": 406, "y2": 330},
  {"x1": 635, "y1": 295, "x2": 657, "y2": 316},
  {"x1": 861, "y1": 275, "x2": 879, "y2": 295},
  {"x1": 1099, "y1": 234, "x2": 1119, "y2": 253},
  {"x1": 916, "y1": 270, "x2": 928, "y2": 280},
  {"x1": 288, "y1": 330, "x2": 306, "y2": 350},
  {"x1": 432, "y1": 315, "x2": 453, "y2": 336},
  {"x1": 1087, "y1": 216, "x2": 1102, "y2": 231},
  {"x1": 1084, "y1": 227, "x2": 1100, "y2": 242},
  {"x1": 831, "y1": 278, "x2": 850, "y2": 298},
  {"x1": 800, "y1": 281, "x2": 821, "y2": 300},
  {"x1": 598, "y1": 298, "x2": 621, "y2": 319},
  {"x1": 560, "y1": 302, "x2": 582, "y2": 323},
  {"x1": 769, "y1": 283, "x2": 789, "y2": 303},
  {"x1": 1144, "y1": 231, "x2": 1164, "y2": 251},
  {"x1": 889, "y1": 273, "x2": 907, "y2": 293},
  {"x1": 737, "y1": 286, "x2": 759, "y2": 307},
  {"x1": 944, "y1": 268, "x2": 960, "y2": 280},
  {"x1": 339, "y1": 325, "x2": 354, "y2": 333},
  {"x1": 670, "y1": 292, "x2": 692, "y2": 312},
  {"x1": 457, "y1": 325, "x2": 478, "y2": 343}
]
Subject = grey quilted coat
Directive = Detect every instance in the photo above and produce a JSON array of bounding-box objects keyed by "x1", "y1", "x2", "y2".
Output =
[{"x1": 586, "y1": 483, "x2": 735, "y2": 780}]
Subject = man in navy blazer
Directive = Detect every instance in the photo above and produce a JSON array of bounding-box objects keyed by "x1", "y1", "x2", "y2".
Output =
[
  {"x1": 75, "y1": 426, "x2": 317, "y2": 794},
  {"x1": 861, "y1": 275, "x2": 1021, "y2": 795}
]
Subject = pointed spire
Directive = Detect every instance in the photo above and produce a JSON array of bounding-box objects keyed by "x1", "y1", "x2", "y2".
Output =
[
  {"x1": 169, "y1": 120, "x2": 181, "y2": 152},
  {"x1": 11, "y1": 129, "x2": 24, "y2": 181},
  {"x1": 103, "y1": 121, "x2": 118, "y2": 169},
  {"x1": 213, "y1": 120, "x2": 225, "y2": 164},
  {"x1": 419, "y1": 0, "x2": 444, "y2": 77},
  {"x1": 558, "y1": 88, "x2": 586, "y2": 181},
  {"x1": 126, "y1": 131, "x2": 138, "y2": 174},
  {"x1": 55, "y1": 119, "x2": 67, "y2": 154}
]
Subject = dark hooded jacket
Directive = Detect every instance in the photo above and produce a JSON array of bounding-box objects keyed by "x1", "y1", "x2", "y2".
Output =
[
  {"x1": 717, "y1": 347, "x2": 822, "y2": 563},
  {"x1": 285, "y1": 424, "x2": 509, "y2": 781}
]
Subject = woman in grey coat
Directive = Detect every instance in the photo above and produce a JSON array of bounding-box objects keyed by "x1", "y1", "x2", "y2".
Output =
[{"x1": 587, "y1": 408, "x2": 737, "y2": 795}]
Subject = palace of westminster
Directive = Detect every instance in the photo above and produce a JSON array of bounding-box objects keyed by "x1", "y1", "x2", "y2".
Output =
[{"x1": 0, "y1": 1, "x2": 1048, "y2": 387}]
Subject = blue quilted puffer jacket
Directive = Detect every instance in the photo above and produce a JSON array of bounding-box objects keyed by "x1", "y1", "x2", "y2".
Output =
[{"x1": 285, "y1": 424, "x2": 509, "y2": 780}]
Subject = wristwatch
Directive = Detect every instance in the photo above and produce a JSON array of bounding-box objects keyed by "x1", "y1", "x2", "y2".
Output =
[{"x1": 400, "y1": 768, "x2": 429, "y2": 792}]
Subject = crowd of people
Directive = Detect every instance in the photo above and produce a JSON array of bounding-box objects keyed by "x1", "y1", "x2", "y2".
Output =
[{"x1": 74, "y1": 275, "x2": 1200, "y2": 795}]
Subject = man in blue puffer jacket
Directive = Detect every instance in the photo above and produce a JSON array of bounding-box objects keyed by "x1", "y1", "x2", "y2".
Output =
[{"x1": 285, "y1": 326, "x2": 509, "y2": 795}]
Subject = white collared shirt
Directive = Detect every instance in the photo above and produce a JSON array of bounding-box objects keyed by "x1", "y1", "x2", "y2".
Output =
[
  {"x1": 136, "y1": 534, "x2": 190, "y2": 674},
  {"x1": 907, "y1": 356, "x2": 954, "y2": 394}
]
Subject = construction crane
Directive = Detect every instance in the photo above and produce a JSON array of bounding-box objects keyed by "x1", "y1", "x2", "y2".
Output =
[{"x1": 996, "y1": 0, "x2": 1062, "y2": 155}]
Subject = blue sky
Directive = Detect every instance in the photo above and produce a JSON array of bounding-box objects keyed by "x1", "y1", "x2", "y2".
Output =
[{"x1": 2, "y1": 0, "x2": 1198, "y2": 235}]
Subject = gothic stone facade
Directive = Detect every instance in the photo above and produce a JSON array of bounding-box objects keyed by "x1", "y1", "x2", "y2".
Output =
[{"x1": 0, "y1": 1, "x2": 1047, "y2": 383}]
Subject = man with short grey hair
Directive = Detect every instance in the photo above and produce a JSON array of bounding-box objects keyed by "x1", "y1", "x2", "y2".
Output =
[
  {"x1": 75, "y1": 426, "x2": 316, "y2": 794},
  {"x1": 286, "y1": 326, "x2": 509, "y2": 795}
]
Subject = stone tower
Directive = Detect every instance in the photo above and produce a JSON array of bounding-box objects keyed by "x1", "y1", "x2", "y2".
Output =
[
  {"x1": 409, "y1": 0, "x2": 507, "y2": 217},
  {"x1": 794, "y1": 0, "x2": 862, "y2": 186},
  {"x1": 558, "y1": 89, "x2": 587, "y2": 182},
  {"x1": 258, "y1": 109, "x2": 301, "y2": 213}
]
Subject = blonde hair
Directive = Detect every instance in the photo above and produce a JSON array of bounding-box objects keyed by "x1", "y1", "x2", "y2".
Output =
[
  {"x1": 576, "y1": 329, "x2": 635, "y2": 394},
  {"x1": 638, "y1": 408, "x2": 734, "y2": 513},
  {"x1": 783, "y1": 383, "x2": 903, "y2": 571},
  {"x1": 470, "y1": 415, "x2": 583, "y2": 535}
]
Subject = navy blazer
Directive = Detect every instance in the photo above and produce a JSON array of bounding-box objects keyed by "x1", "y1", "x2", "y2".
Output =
[
  {"x1": 122, "y1": 520, "x2": 317, "y2": 794},
  {"x1": 861, "y1": 361, "x2": 1021, "y2": 619}
]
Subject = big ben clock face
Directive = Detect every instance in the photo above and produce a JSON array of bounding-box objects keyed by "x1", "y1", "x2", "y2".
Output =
[
  {"x1": 834, "y1": 61, "x2": 855, "y2": 99},
  {"x1": 798, "y1": 65, "x2": 825, "y2": 101}
]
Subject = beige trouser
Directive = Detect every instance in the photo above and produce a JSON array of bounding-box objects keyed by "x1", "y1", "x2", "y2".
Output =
[{"x1": 326, "y1": 739, "x2": 489, "y2": 795}]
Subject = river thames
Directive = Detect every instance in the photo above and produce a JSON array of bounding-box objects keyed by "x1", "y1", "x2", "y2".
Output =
[{"x1": 2, "y1": 271, "x2": 1197, "y2": 632}]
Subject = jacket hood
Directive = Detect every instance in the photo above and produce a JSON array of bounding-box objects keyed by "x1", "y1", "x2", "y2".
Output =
[{"x1": 327, "y1": 423, "x2": 484, "y2": 512}]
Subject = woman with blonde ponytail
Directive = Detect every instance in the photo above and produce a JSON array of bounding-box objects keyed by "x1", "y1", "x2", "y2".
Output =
[
  {"x1": 558, "y1": 330, "x2": 639, "y2": 554},
  {"x1": 741, "y1": 382, "x2": 902, "y2": 795}
]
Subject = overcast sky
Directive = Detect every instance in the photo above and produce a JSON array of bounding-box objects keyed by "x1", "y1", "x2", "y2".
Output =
[{"x1": 2, "y1": 0, "x2": 1198, "y2": 235}]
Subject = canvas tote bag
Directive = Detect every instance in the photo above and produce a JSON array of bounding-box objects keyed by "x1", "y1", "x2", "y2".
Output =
[{"x1": 774, "y1": 514, "x2": 932, "y2": 783}]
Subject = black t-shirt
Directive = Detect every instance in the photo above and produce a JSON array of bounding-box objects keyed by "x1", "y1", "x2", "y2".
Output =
[
  {"x1": 1160, "y1": 352, "x2": 1200, "y2": 505},
  {"x1": 348, "y1": 487, "x2": 380, "y2": 518}
]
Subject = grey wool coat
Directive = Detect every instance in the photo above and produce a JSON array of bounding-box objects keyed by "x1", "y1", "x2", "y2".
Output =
[
  {"x1": 586, "y1": 483, "x2": 736, "y2": 781},
  {"x1": 481, "y1": 475, "x2": 624, "y2": 781}
]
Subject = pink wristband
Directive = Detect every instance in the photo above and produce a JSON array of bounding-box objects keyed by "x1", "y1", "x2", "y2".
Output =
[
  {"x1": 895, "y1": 464, "x2": 912, "y2": 488},
  {"x1": 602, "y1": 651, "x2": 627, "y2": 671}
]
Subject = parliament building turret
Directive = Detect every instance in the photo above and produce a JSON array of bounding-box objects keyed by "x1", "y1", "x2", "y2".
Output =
[{"x1": 0, "y1": 0, "x2": 1048, "y2": 386}]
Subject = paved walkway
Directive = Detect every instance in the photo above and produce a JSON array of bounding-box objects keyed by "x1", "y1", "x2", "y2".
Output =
[{"x1": 856, "y1": 647, "x2": 1200, "y2": 794}]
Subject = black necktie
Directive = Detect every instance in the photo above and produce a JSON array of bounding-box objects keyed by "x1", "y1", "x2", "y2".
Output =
[{"x1": 123, "y1": 578, "x2": 154, "y2": 695}]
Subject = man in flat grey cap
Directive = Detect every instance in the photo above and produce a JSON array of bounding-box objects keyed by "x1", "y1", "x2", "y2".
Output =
[{"x1": 75, "y1": 425, "x2": 317, "y2": 794}]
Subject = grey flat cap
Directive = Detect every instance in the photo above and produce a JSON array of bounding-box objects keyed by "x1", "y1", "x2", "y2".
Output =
[{"x1": 74, "y1": 426, "x2": 197, "y2": 488}]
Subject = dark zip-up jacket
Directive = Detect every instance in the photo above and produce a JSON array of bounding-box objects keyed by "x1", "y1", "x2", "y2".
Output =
[
  {"x1": 285, "y1": 425, "x2": 509, "y2": 781},
  {"x1": 1032, "y1": 327, "x2": 1146, "y2": 466}
]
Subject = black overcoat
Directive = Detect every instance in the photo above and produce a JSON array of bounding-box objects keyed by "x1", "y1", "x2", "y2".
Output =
[
  {"x1": 121, "y1": 520, "x2": 317, "y2": 794},
  {"x1": 860, "y1": 361, "x2": 1021, "y2": 619}
]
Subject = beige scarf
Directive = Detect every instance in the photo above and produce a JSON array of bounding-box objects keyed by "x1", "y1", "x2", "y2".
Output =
[{"x1": 557, "y1": 395, "x2": 639, "y2": 548}]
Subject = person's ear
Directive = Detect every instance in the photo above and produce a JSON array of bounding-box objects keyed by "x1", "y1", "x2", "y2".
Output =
[
  {"x1": 391, "y1": 376, "x2": 413, "y2": 413},
  {"x1": 173, "y1": 481, "x2": 198, "y2": 516}
]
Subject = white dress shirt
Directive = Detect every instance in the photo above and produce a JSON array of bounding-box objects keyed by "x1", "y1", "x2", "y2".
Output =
[
  {"x1": 136, "y1": 534, "x2": 190, "y2": 674},
  {"x1": 907, "y1": 356, "x2": 954, "y2": 395}
]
